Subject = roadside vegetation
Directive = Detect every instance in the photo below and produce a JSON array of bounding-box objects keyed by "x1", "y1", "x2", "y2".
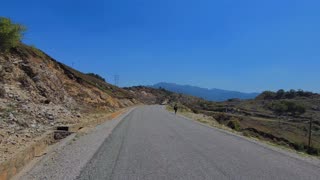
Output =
[
  {"x1": 0, "y1": 17, "x2": 26, "y2": 52},
  {"x1": 86, "y1": 73, "x2": 106, "y2": 82}
]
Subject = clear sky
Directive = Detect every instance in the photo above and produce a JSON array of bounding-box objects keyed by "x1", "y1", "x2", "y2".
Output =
[{"x1": 1, "y1": 0, "x2": 320, "y2": 93}]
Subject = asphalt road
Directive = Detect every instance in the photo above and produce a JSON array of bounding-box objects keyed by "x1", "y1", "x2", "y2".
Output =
[{"x1": 78, "y1": 106, "x2": 320, "y2": 180}]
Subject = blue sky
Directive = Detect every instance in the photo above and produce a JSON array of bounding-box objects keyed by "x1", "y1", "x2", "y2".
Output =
[{"x1": 1, "y1": 0, "x2": 320, "y2": 92}]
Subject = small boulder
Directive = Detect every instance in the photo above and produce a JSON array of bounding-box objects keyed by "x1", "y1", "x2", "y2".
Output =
[
  {"x1": 47, "y1": 115, "x2": 54, "y2": 121},
  {"x1": 9, "y1": 113, "x2": 16, "y2": 121},
  {"x1": 76, "y1": 113, "x2": 81, "y2": 118},
  {"x1": 45, "y1": 112, "x2": 55, "y2": 121},
  {"x1": 25, "y1": 133, "x2": 31, "y2": 138}
]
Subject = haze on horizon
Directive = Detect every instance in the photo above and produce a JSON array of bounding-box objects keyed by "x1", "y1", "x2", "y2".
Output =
[{"x1": 1, "y1": 0, "x2": 320, "y2": 93}]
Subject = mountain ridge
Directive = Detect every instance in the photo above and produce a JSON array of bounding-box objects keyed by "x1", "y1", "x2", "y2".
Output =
[{"x1": 151, "y1": 82, "x2": 259, "y2": 101}]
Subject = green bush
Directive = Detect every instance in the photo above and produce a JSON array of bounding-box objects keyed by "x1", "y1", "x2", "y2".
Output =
[
  {"x1": 213, "y1": 113, "x2": 230, "y2": 123},
  {"x1": 270, "y1": 100, "x2": 306, "y2": 116},
  {"x1": 86, "y1": 73, "x2": 106, "y2": 82},
  {"x1": 0, "y1": 17, "x2": 26, "y2": 52},
  {"x1": 307, "y1": 147, "x2": 320, "y2": 156},
  {"x1": 192, "y1": 109, "x2": 199, "y2": 114},
  {"x1": 227, "y1": 119, "x2": 241, "y2": 131},
  {"x1": 272, "y1": 101, "x2": 288, "y2": 115},
  {"x1": 243, "y1": 131, "x2": 250, "y2": 137},
  {"x1": 294, "y1": 143, "x2": 305, "y2": 152}
]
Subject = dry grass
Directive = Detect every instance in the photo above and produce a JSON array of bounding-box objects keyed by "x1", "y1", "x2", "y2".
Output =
[{"x1": 167, "y1": 105, "x2": 320, "y2": 156}]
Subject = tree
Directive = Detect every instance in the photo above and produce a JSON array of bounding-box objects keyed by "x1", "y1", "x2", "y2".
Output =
[
  {"x1": 276, "y1": 89, "x2": 285, "y2": 99},
  {"x1": 297, "y1": 89, "x2": 314, "y2": 97},
  {"x1": 285, "y1": 89, "x2": 297, "y2": 99},
  {"x1": 258, "y1": 91, "x2": 276, "y2": 100},
  {"x1": 297, "y1": 89, "x2": 305, "y2": 96},
  {"x1": 0, "y1": 17, "x2": 26, "y2": 52}
]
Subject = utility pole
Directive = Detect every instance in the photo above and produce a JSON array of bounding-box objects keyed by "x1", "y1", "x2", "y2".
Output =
[
  {"x1": 308, "y1": 116, "x2": 313, "y2": 152},
  {"x1": 114, "y1": 74, "x2": 119, "y2": 86}
]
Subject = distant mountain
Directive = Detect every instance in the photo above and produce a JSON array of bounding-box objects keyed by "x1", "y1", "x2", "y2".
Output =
[{"x1": 151, "y1": 82, "x2": 260, "y2": 102}]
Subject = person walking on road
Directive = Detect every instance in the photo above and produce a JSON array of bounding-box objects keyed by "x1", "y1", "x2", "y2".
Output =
[{"x1": 174, "y1": 104, "x2": 178, "y2": 114}]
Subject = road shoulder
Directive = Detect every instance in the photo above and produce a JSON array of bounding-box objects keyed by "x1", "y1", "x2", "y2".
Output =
[
  {"x1": 14, "y1": 107, "x2": 136, "y2": 180},
  {"x1": 169, "y1": 109, "x2": 320, "y2": 168}
]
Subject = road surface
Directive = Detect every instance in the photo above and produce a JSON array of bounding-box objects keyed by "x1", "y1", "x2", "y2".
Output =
[{"x1": 77, "y1": 106, "x2": 320, "y2": 180}]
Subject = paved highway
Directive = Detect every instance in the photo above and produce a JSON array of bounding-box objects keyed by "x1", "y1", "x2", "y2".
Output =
[{"x1": 77, "y1": 106, "x2": 320, "y2": 180}]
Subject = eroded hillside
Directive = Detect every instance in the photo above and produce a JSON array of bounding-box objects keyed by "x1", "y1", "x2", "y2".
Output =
[
  {"x1": 0, "y1": 44, "x2": 137, "y2": 162},
  {"x1": 126, "y1": 86, "x2": 207, "y2": 108}
]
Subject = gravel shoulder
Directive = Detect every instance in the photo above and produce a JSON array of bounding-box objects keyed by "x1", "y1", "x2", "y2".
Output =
[{"x1": 15, "y1": 107, "x2": 136, "y2": 180}]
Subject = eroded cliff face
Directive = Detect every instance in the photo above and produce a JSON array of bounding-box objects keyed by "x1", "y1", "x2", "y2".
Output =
[{"x1": 0, "y1": 44, "x2": 137, "y2": 162}]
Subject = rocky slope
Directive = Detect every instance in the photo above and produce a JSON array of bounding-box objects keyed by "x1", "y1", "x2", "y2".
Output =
[{"x1": 0, "y1": 44, "x2": 137, "y2": 162}]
